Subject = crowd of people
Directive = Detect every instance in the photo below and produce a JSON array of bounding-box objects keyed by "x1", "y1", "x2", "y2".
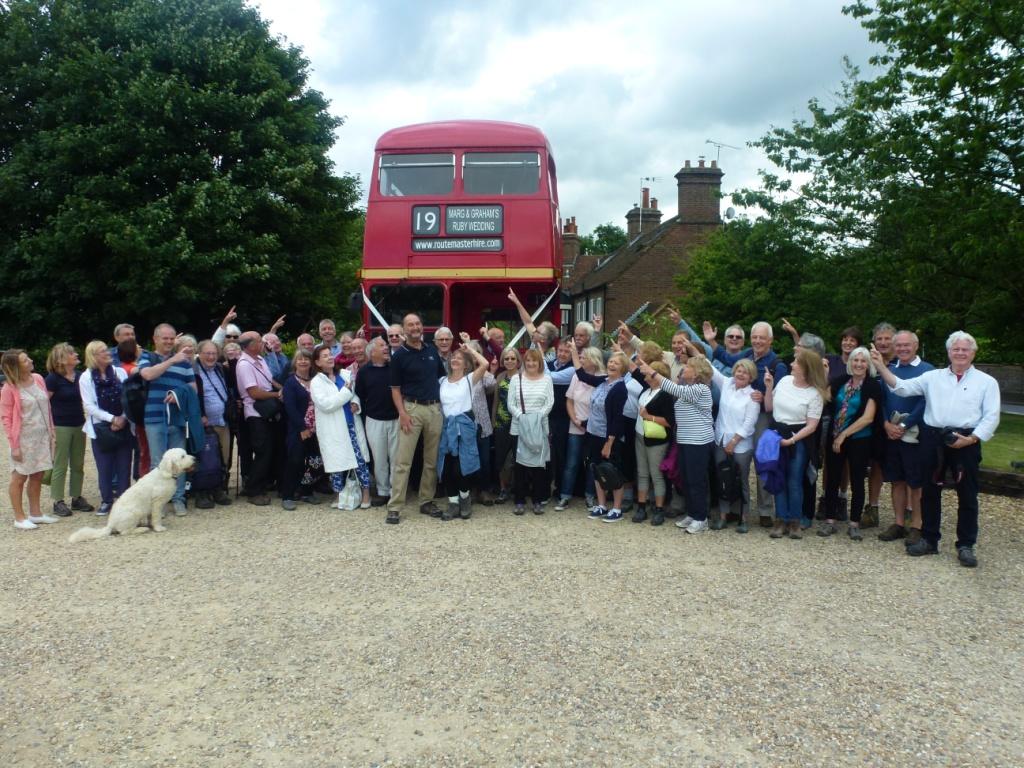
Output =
[{"x1": 0, "y1": 297, "x2": 1002, "y2": 568}]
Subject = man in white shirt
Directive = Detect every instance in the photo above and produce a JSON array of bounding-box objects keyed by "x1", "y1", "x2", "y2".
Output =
[{"x1": 872, "y1": 331, "x2": 1000, "y2": 568}]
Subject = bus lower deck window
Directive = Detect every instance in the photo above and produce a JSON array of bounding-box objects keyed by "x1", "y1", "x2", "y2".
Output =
[{"x1": 369, "y1": 285, "x2": 444, "y2": 327}]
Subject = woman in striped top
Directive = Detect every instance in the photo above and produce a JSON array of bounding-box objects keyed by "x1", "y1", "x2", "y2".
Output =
[{"x1": 639, "y1": 356, "x2": 716, "y2": 534}]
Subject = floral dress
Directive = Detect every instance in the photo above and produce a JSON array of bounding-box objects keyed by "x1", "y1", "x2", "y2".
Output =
[{"x1": 13, "y1": 384, "x2": 54, "y2": 475}]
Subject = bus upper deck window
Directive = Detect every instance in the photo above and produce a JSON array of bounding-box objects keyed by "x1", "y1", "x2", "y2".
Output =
[
  {"x1": 379, "y1": 153, "x2": 454, "y2": 196},
  {"x1": 463, "y1": 152, "x2": 540, "y2": 195}
]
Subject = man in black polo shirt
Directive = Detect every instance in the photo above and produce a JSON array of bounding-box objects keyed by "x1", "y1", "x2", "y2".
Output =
[{"x1": 386, "y1": 313, "x2": 446, "y2": 524}]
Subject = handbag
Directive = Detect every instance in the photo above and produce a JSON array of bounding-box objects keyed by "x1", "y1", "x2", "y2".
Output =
[
  {"x1": 337, "y1": 471, "x2": 361, "y2": 510},
  {"x1": 93, "y1": 421, "x2": 131, "y2": 452},
  {"x1": 642, "y1": 419, "x2": 668, "y2": 440},
  {"x1": 242, "y1": 358, "x2": 282, "y2": 422},
  {"x1": 253, "y1": 397, "x2": 282, "y2": 422},
  {"x1": 594, "y1": 460, "x2": 624, "y2": 492}
]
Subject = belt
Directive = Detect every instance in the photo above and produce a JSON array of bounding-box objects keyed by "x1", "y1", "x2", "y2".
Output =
[
  {"x1": 405, "y1": 398, "x2": 439, "y2": 406},
  {"x1": 923, "y1": 425, "x2": 974, "y2": 434}
]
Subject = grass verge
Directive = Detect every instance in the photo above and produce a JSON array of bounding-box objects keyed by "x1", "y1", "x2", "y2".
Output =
[{"x1": 983, "y1": 412, "x2": 1024, "y2": 472}]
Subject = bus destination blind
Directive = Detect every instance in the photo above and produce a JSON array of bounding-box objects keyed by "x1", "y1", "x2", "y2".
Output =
[{"x1": 411, "y1": 204, "x2": 504, "y2": 252}]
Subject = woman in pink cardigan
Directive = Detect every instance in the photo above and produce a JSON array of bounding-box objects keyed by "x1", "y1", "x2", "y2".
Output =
[{"x1": 1, "y1": 349, "x2": 58, "y2": 529}]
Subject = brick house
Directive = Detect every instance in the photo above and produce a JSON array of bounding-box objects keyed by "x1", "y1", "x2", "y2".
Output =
[{"x1": 562, "y1": 159, "x2": 724, "y2": 331}]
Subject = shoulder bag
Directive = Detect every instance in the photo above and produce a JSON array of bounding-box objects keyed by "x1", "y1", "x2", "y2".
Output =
[{"x1": 242, "y1": 359, "x2": 282, "y2": 422}]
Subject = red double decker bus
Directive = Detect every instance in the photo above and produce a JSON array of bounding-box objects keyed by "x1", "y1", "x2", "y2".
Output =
[{"x1": 358, "y1": 120, "x2": 562, "y2": 336}]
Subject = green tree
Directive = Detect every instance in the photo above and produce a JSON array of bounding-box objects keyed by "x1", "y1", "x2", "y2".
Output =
[
  {"x1": 678, "y1": 217, "x2": 845, "y2": 354},
  {"x1": 736, "y1": 0, "x2": 1024, "y2": 361},
  {"x1": 0, "y1": 0, "x2": 362, "y2": 349},
  {"x1": 579, "y1": 222, "x2": 628, "y2": 255}
]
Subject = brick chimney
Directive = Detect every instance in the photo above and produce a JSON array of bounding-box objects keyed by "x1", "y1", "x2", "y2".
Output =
[
  {"x1": 675, "y1": 158, "x2": 723, "y2": 225},
  {"x1": 561, "y1": 216, "x2": 583, "y2": 283},
  {"x1": 625, "y1": 186, "x2": 663, "y2": 238}
]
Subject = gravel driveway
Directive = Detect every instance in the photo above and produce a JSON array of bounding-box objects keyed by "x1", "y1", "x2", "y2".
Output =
[{"x1": 2, "y1": 448, "x2": 1022, "y2": 767}]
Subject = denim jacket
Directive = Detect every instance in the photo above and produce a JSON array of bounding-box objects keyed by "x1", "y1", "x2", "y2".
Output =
[{"x1": 438, "y1": 412, "x2": 480, "y2": 477}]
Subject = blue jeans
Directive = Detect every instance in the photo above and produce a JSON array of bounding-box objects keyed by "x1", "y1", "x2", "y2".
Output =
[
  {"x1": 773, "y1": 439, "x2": 807, "y2": 521},
  {"x1": 145, "y1": 422, "x2": 187, "y2": 503},
  {"x1": 560, "y1": 433, "x2": 585, "y2": 499}
]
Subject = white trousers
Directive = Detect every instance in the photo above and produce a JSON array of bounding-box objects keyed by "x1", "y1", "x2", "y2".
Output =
[{"x1": 364, "y1": 416, "x2": 399, "y2": 496}]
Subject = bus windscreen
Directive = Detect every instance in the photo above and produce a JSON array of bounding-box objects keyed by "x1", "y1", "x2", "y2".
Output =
[
  {"x1": 463, "y1": 152, "x2": 540, "y2": 195},
  {"x1": 379, "y1": 153, "x2": 454, "y2": 196}
]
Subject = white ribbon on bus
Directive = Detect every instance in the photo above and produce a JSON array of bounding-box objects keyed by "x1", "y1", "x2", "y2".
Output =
[
  {"x1": 361, "y1": 282, "x2": 560, "y2": 349},
  {"x1": 361, "y1": 287, "x2": 391, "y2": 332},
  {"x1": 504, "y1": 283, "x2": 561, "y2": 350}
]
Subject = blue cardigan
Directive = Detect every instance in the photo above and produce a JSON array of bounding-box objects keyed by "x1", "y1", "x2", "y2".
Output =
[{"x1": 282, "y1": 375, "x2": 311, "y2": 452}]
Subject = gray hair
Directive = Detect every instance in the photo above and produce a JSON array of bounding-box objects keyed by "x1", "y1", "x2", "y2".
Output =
[
  {"x1": 945, "y1": 330, "x2": 978, "y2": 352},
  {"x1": 725, "y1": 324, "x2": 745, "y2": 339},
  {"x1": 536, "y1": 321, "x2": 558, "y2": 345},
  {"x1": 574, "y1": 321, "x2": 595, "y2": 340},
  {"x1": 873, "y1": 321, "x2": 896, "y2": 339},
  {"x1": 434, "y1": 326, "x2": 453, "y2": 339},
  {"x1": 751, "y1": 321, "x2": 773, "y2": 339},
  {"x1": 846, "y1": 346, "x2": 877, "y2": 377},
  {"x1": 894, "y1": 330, "x2": 919, "y2": 345},
  {"x1": 798, "y1": 333, "x2": 826, "y2": 357}
]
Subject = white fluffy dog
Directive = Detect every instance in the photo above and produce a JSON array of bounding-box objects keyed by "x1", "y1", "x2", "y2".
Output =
[{"x1": 69, "y1": 448, "x2": 195, "y2": 543}]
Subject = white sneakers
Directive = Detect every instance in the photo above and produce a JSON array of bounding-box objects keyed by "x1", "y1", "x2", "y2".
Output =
[
  {"x1": 15, "y1": 513, "x2": 63, "y2": 529},
  {"x1": 28, "y1": 514, "x2": 60, "y2": 524},
  {"x1": 672, "y1": 515, "x2": 709, "y2": 534}
]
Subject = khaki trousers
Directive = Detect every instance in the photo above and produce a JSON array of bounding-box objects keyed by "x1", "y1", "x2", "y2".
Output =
[{"x1": 387, "y1": 401, "x2": 442, "y2": 515}]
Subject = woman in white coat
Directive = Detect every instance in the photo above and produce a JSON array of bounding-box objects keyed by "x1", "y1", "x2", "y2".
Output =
[{"x1": 311, "y1": 344, "x2": 371, "y2": 509}]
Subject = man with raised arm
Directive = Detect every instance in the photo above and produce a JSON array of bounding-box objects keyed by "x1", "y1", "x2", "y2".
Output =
[
  {"x1": 871, "y1": 331, "x2": 999, "y2": 568},
  {"x1": 877, "y1": 331, "x2": 934, "y2": 547}
]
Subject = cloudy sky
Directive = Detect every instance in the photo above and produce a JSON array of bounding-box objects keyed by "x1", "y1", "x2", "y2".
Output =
[{"x1": 253, "y1": 0, "x2": 880, "y2": 233}]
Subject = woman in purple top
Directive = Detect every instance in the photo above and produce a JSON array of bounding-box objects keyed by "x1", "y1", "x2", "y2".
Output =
[{"x1": 45, "y1": 343, "x2": 93, "y2": 516}]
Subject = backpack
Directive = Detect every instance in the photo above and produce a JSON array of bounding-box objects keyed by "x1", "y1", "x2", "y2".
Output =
[
  {"x1": 188, "y1": 430, "x2": 223, "y2": 492},
  {"x1": 716, "y1": 458, "x2": 742, "y2": 503},
  {"x1": 121, "y1": 372, "x2": 149, "y2": 424}
]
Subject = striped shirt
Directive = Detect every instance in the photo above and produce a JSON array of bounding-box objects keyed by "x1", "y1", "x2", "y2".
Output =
[
  {"x1": 507, "y1": 374, "x2": 554, "y2": 436},
  {"x1": 658, "y1": 378, "x2": 715, "y2": 445},
  {"x1": 138, "y1": 353, "x2": 195, "y2": 425}
]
